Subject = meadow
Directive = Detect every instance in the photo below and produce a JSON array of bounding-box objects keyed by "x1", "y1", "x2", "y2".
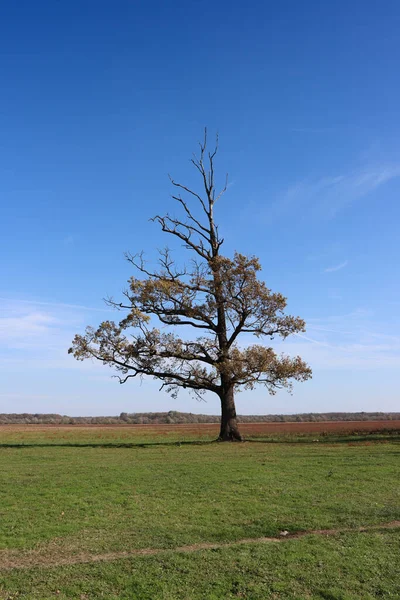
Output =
[{"x1": 0, "y1": 424, "x2": 399, "y2": 599}]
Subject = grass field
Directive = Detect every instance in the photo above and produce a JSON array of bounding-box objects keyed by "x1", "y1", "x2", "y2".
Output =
[{"x1": 0, "y1": 424, "x2": 399, "y2": 599}]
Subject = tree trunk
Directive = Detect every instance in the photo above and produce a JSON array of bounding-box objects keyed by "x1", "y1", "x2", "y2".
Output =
[{"x1": 218, "y1": 386, "x2": 242, "y2": 441}]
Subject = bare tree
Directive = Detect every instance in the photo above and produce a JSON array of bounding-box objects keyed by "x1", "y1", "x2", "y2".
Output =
[{"x1": 69, "y1": 131, "x2": 312, "y2": 441}]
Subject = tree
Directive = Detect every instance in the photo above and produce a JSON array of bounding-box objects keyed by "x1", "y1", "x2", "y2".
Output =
[{"x1": 69, "y1": 131, "x2": 312, "y2": 441}]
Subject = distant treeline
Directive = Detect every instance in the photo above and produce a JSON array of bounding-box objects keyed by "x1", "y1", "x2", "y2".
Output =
[{"x1": 0, "y1": 411, "x2": 399, "y2": 425}]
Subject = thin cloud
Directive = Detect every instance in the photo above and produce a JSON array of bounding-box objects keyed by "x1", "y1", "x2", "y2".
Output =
[
  {"x1": 0, "y1": 312, "x2": 57, "y2": 343},
  {"x1": 324, "y1": 260, "x2": 348, "y2": 273},
  {"x1": 0, "y1": 297, "x2": 106, "y2": 372},
  {"x1": 294, "y1": 333, "x2": 332, "y2": 347},
  {"x1": 281, "y1": 309, "x2": 400, "y2": 370},
  {"x1": 0, "y1": 297, "x2": 100, "y2": 350},
  {"x1": 0, "y1": 297, "x2": 110, "y2": 312},
  {"x1": 279, "y1": 163, "x2": 400, "y2": 219}
]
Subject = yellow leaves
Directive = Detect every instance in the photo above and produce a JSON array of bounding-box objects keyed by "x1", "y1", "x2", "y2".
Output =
[
  {"x1": 225, "y1": 344, "x2": 312, "y2": 392},
  {"x1": 119, "y1": 307, "x2": 150, "y2": 328},
  {"x1": 69, "y1": 233, "x2": 311, "y2": 396}
]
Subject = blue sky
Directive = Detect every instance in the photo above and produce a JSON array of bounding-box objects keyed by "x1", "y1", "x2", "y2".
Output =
[{"x1": 1, "y1": 1, "x2": 400, "y2": 416}]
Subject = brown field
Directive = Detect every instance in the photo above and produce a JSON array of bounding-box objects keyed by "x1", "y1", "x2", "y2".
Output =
[{"x1": 1, "y1": 419, "x2": 399, "y2": 442}]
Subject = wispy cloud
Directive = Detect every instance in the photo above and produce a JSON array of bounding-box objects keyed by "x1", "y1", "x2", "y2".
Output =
[
  {"x1": 0, "y1": 312, "x2": 58, "y2": 345},
  {"x1": 279, "y1": 163, "x2": 400, "y2": 219},
  {"x1": 0, "y1": 298, "x2": 110, "y2": 370},
  {"x1": 0, "y1": 297, "x2": 110, "y2": 312},
  {"x1": 276, "y1": 308, "x2": 400, "y2": 370},
  {"x1": 324, "y1": 260, "x2": 348, "y2": 273}
]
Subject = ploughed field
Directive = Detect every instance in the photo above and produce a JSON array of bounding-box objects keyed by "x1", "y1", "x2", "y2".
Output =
[{"x1": 0, "y1": 424, "x2": 399, "y2": 598}]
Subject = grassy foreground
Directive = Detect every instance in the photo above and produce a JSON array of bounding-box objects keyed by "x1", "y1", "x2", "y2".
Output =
[
  {"x1": 0, "y1": 427, "x2": 399, "y2": 598},
  {"x1": 1, "y1": 530, "x2": 399, "y2": 599}
]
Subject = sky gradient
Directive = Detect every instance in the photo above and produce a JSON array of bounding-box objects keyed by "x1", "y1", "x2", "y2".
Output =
[{"x1": 1, "y1": 1, "x2": 400, "y2": 415}]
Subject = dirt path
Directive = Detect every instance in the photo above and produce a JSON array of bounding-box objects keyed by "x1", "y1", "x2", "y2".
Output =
[{"x1": 1, "y1": 521, "x2": 399, "y2": 571}]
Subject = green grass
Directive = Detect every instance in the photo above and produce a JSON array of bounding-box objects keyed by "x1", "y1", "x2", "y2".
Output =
[
  {"x1": 1, "y1": 530, "x2": 399, "y2": 599},
  {"x1": 0, "y1": 427, "x2": 399, "y2": 598}
]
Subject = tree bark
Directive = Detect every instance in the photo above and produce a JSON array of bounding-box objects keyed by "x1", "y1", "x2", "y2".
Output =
[{"x1": 218, "y1": 386, "x2": 242, "y2": 441}]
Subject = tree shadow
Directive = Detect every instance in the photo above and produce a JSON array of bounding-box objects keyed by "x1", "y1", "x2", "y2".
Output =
[
  {"x1": 0, "y1": 439, "x2": 218, "y2": 449},
  {"x1": 0, "y1": 433, "x2": 399, "y2": 449}
]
